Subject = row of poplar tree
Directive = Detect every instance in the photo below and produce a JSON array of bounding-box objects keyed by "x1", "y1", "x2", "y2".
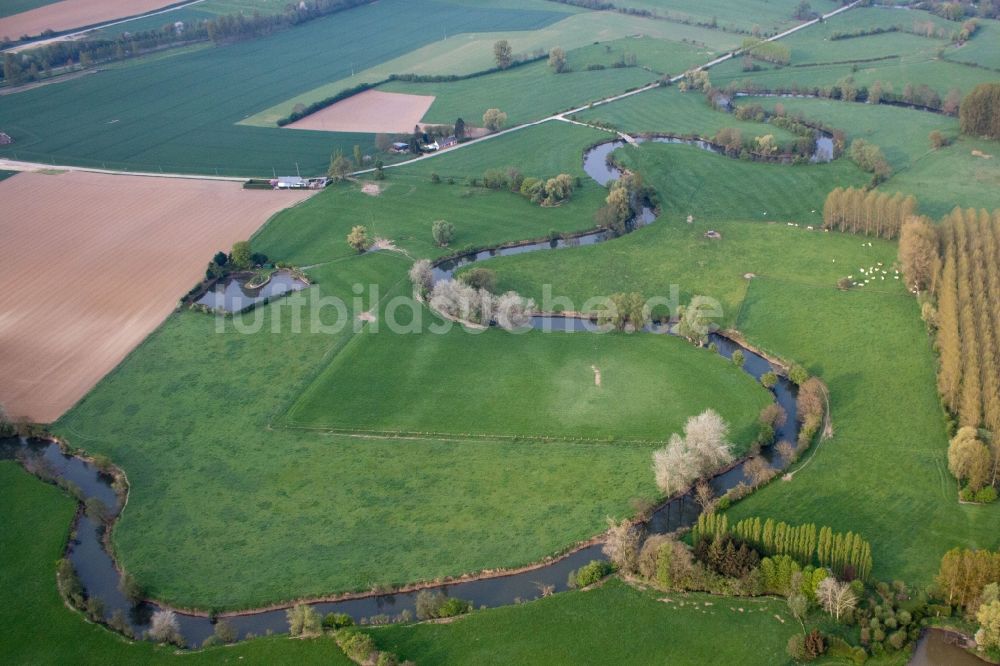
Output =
[
  {"x1": 822, "y1": 187, "x2": 918, "y2": 240},
  {"x1": 692, "y1": 513, "x2": 873, "y2": 581}
]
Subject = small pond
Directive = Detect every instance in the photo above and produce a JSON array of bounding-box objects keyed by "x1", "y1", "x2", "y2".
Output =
[{"x1": 195, "y1": 271, "x2": 307, "y2": 313}]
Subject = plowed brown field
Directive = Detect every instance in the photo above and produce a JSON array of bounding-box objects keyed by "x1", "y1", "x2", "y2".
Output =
[
  {"x1": 0, "y1": 170, "x2": 312, "y2": 422},
  {"x1": 0, "y1": 0, "x2": 176, "y2": 40},
  {"x1": 286, "y1": 90, "x2": 435, "y2": 133}
]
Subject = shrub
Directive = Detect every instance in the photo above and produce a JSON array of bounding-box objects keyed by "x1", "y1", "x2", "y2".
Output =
[
  {"x1": 336, "y1": 630, "x2": 377, "y2": 662},
  {"x1": 788, "y1": 365, "x2": 809, "y2": 385},
  {"x1": 567, "y1": 560, "x2": 614, "y2": 588},
  {"x1": 323, "y1": 612, "x2": 354, "y2": 629},
  {"x1": 119, "y1": 571, "x2": 144, "y2": 605},
  {"x1": 460, "y1": 267, "x2": 496, "y2": 293},
  {"x1": 804, "y1": 629, "x2": 827, "y2": 659},
  {"x1": 431, "y1": 220, "x2": 455, "y2": 247},
  {"x1": 213, "y1": 619, "x2": 237, "y2": 644},
  {"x1": 975, "y1": 486, "x2": 998, "y2": 503},
  {"x1": 731, "y1": 350, "x2": 745, "y2": 367},
  {"x1": 286, "y1": 603, "x2": 322, "y2": 637},
  {"x1": 787, "y1": 633, "x2": 807, "y2": 661},
  {"x1": 415, "y1": 590, "x2": 472, "y2": 620},
  {"x1": 760, "y1": 371, "x2": 778, "y2": 388},
  {"x1": 430, "y1": 172, "x2": 441, "y2": 184},
  {"x1": 148, "y1": 609, "x2": 184, "y2": 646},
  {"x1": 759, "y1": 404, "x2": 787, "y2": 429}
]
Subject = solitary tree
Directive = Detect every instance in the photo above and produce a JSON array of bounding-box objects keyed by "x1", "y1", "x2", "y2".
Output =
[
  {"x1": 432, "y1": 219, "x2": 455, "y2": 247},
  {"x1": 929, "y1": 130, "x2": 946, "y2": 149},
  {"x1": 454, "y1": 117, "x2": 466, "y2": 139},
  {"x1": 230, "y1": 240, "x2": 253, "y2": 269},
  {"x1": 482, "y1": 108, "x2": 508, "y2": 132},
  {"x1": 149, "y1": 609, "x2": 183, "y2": 646},
  {"x1": 493, "y1": 39, "x2": 513, "y2": 69},
  {"x1": 375, "y1": 133, "x2": 392, "y2": 152},
  {"x1": 548, "y1": 47, "x2": 567, "y2": 73},
  {"x1": 328, "y1": 151, "x2": 353, "y2": 181},
  {"x1": 346, "y1": 225, "x2": 370, "y2": 253},
  {"x1": 948, "y1": 427, "x2": 993, "y2": 491},
  {"x1": 353, "y1": 144, "x2": 363, "y2": 167},
  {"x1": 677, "y1": 296, "x2": 719, "y2": 346}
]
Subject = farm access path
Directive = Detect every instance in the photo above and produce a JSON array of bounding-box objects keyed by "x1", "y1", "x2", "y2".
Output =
[{"x1": 3, "y1": 1, "x2": 862, "y2": 181}]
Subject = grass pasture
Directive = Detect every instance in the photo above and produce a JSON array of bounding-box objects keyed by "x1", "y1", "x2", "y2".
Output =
[
  {"x1": 943, "y1": 18, "x2": 1000, "y2": 71},
  {"x1": 253, "y1": 123, "x2": 612, "y2": 266},
  {"x1": 0, "y1": 462, "x2": 356, "y2": 664},
  {"x1": 368, "y1": 578, "x2": 802, "y2": 666},
  {"x1": 0, "y1": 0, "x2": 569, "y2": 175},
  {"x1": 709, "y1": 7, "x2": 996, "y2": 98},
  {"x1": 283, "y1": 316, "x2": 771, "y2": 444},
  {"x1": 738, "y1": 96, "x2": 1000, "y2": 217},
  {"x1": 379, "y1": 57, "x2": 655, "y2": 128},
  {"x1": 46, "y1": 121, "x2": 776, "y2": 609},
  {"x1": 574, "y1": 86, "x2": 802, "y2": 145},
  {"x1": 727, "y1": 280, "x2": 1000, "y2": 584}
]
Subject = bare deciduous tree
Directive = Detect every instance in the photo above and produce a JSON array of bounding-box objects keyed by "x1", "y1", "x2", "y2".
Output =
[
  {"x1": 603, "y1": 517, "x2": 643, "y2": 574},
  {"x1": 409, "y1": 259, "x2": 434, "y2": 297},
  {"x1": 816, "y1": 576, "x2": 857, "y2": 621}
]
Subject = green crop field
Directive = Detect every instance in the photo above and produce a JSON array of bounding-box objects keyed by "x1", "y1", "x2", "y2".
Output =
[
  {"x1": 367, "y1": 579, "x2": 804, "y2": 665},
  {"x1": 605, "y1": 0, "x2": 841, "y2": 35},
  {"x1": 379, "y1": 58, "x2": 655, "y2": 128},
  {"x1": 0, "y1": 0, "x2": 570, "y2": 176},
  {"x1": 0, "y1": 461, "x2": 357, "y2": 664},
  {"x1": 574, "y1": 86, "x2": 802, "y2": 145},
  {"x1": 244, "y1": 10, "x2": 739, "y2": 127},
  {"x1": 738, "y1": 96, "x2": 1000, "y2": 217}
]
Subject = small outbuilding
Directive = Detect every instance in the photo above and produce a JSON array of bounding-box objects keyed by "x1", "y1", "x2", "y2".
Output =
[
  {"x1": 276, "y1": 176, "x2": 307, "y2": 189},
  {"x1": 704, "y1": 230, "x2": 722, "y2": 240}
]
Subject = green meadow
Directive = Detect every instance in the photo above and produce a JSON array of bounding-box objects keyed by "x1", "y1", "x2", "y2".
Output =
[
  {"x1": 367, "y1": 579, "x2": 803, "y2": 665},
  {"x1": 379, "y1": 58, "x2": 655, "y2": 128},
  {"x1": 727, "y1": 280, "x2": 1000, "y2": 584},
  {"x1": 51, "y1": 121, "x2": 774, "y2": 608},
  {"x1": 0, "y1": 462, "x2": 356, "y2": 664},
  {"x1": 709, "y1": 7, "x2": 997, "y2": 98},
  {"x1": 575, "y1": 86, "x2": 802, "y2": 144},
  {"x1": 739, "y1": 96, "x2": 1000, "y2": 217}
]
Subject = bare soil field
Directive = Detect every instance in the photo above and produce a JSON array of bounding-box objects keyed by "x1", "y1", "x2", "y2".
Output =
[
  {"x1": 0, "y1": 170, "x2": 312, "y2": 423},
  {"x1": 0, "y1": 0, "x2": 176, "y2": 40},
  {"x1": 286, "y1": 90, "x2": 435, "y2": 133}
]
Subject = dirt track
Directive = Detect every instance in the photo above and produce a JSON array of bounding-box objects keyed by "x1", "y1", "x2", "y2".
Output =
[
  {"x1": 286, "y1": 90, "x2": 435, "y2": 133},
  {"x1": 0, "y1": 170, "x2": 312, "y2": 423},
  {"x1": 0, "y1": 0, "x2": 177, "y2": 40}
]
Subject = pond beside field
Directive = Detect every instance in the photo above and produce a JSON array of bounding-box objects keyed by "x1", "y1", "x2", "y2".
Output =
[{"x1": 195, "y1": 270, "x2": 308, "y2": 313}]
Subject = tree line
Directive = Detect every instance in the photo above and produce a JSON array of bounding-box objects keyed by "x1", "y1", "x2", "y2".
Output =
[
  {"x1": 898, "y1": 209, "x2": 1000, "y2": 501},
  {"x1": 959, "y1": 83, "x2": 1000, "y2": 140},
  {"x1": 1, "y1": 0, "x2": 375, "y2": 85},
  {"x1": 693, "y1": 514, "x2": 874, "y2": 581},
  {"x1": 822, "y1": 186, "x2": 917, "y2": 239}
]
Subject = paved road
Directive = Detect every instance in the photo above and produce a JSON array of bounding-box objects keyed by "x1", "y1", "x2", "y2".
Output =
[{"x1": 3, "y1": 0, "x2": 862, "y2": 181}]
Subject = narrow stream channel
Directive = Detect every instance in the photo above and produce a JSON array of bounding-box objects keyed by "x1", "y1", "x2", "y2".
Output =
[{"x1": 6, "y1": 139, "x2": 967, "y2": 663}]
